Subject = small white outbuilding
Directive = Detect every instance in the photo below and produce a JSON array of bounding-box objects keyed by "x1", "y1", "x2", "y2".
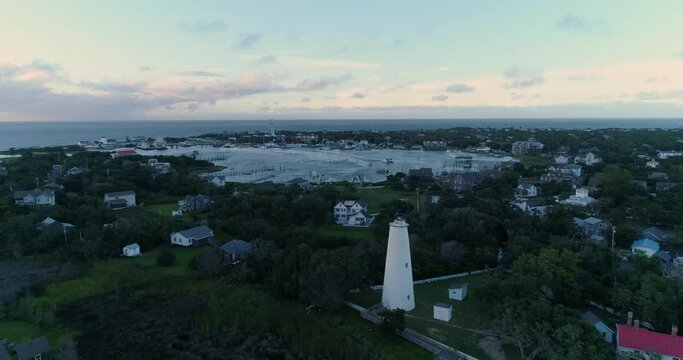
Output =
[
  {"x1": 448, "y1": 283, "x2": 468, "y2": 301},
  {"x1": 122, "y1": 243, "x2": 141, "y2": 257},
  {"x1": 433, "y1": 303, "x2": 452, "y2": 322}
]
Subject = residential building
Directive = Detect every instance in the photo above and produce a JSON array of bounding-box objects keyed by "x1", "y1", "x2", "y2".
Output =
[
  {"x1": 286, "y1": 177, "x2": 313, "y2": 191},
  {"x1": 649, "y1": 172, "x2": 669, "y2": 181},
  {"x1": 104, "y1": 191, "x2": 136, "y2": 210},
  {"x1": 210, "y1": 176, "x2": 227, "y2": 187},
  {"x1": 511, "y1": 199, "x2": 553, "y2": 218},
  {"x1": 66, "y1": 166, "x2": 90, "y2": 176},
  {"x1": 122, "y1": 243, "x2": 141, "y2": 257},
  {"x1": 574, "y1": 152, "x2": 603, "y2": 166},
  {"x1": 647, "y1": 159, "x2": 660, "y2": 168},
  {"x1": 14, "y1": 337, "x2": 50, "y2": 360},
  {"x1": 656, "y1": 182, "x2": 679, "y2": 192},
  {"x1": 554, "y1": 154, "x2": 569, "y2": 164},
  {"x1": 574, "y1": 217, "x2": 611, "y2": 238},
  {"x1": 657, "y1": 150, "x2": 683, "y2": 159},
  {"x1": 447, "y1": 171, "x2": 499, "y2": 192},
  {"x1": 13, "y1": 189, "x2": 55, "y2": 206},
  {"x1": 407, "y1": 168, "x2": 434, "y2": 181},
  {"x1": 448, "y1": 283, "x2": 468, "y2": 301},
  {"x1": 39, "y1": 217, "x2": 75, "y2": 232},
  {"x1": 178, "y1": 194, "x2": 213, "y2": 212},
  {"x1": 333, "y1": 200, "x2": 369, "y2": 225},
  {"x1": 560, "y1": 187, "x2": 596, "y2": 207},
  {"x1": 433, "y1": 303, "x2": 452, "y2": 322},
  {"x1": 582, "y1": 311, "x2": 614, "y2": 343},
  {"x1": 617, "y1": 322, "x2": 683, "y2": 360},
  {"x1": 146, "y1": 158, "x2": 171, "y2": 174},
  {"x1": 511, "y1": 138, "x2": 544, "y2": 155},
  {"x1": 516, "y1": 183, "x2": 541, "y2": 198},
  {"x1": 170, "y1": 225, "x2": 214, "y2": 247},
  {"x1": 219, "y1": 239, "x2": 253, "y2": 263},
  {"x1": 642, "y1": 226, "x2": 673, "y2": 243},
  {"x1": 423, "y1": 140, "x2": 447, "y2": 150},
  {"x1": 111, "y1": 149, "x2": 137, "y2": 158},
  {"x1": 631, "y1": 238, "x2": 660, "y2": 257}
]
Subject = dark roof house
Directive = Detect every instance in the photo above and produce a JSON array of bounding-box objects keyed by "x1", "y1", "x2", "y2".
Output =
[
  {"x1": 14, "y1": 337, "x2": 50, "y2": 360},
  {"x1": 220, "y1": 239, "x2": 253, "y2": 263}
]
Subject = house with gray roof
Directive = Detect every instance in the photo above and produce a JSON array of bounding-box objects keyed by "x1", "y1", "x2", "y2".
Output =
[
  {"x1": 14, "y1": 336, "x2": 50, "y2": 360},
  {"x1": 642, "y1": 226, "x2": 673, "y2": 242},
  {"x1": 104, "y1": 191, "x2": 136, "y2": 210},
  {"x1": 13, "y1": 189, "x2": 55, "y2": 206},
  {"x1": 219, "y1": 239, "x2": 252, "y2": 263},
  {"x1": 170, "y1": 225, "x2": 214, "y2": 247},
  {"x1": 581, "y1": 311, "x2": 614, "y2": 343}
]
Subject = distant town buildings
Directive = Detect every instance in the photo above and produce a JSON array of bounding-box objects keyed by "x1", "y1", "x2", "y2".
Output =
[
  {"x1": 511, "y1": 138, "x2": 544, "y2": 155},
  {"x1": 657, "y1": 150, "x2": 683, "y2": 159},
  {"x1": 423, "y1": 140, "x2": 447, "y2": 151}
]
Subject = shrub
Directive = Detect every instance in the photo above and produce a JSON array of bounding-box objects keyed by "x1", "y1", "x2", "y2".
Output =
[{"x1": 156, "y1": 250, "x2": 176, "y2": 267}]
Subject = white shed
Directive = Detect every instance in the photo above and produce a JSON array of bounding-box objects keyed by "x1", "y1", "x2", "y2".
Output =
[
  {"x1": 433, "y1": 303, "x2": 452, "y2": 322},
  {"x1": 448, "y1": 283, "x2": 468, "y2": 301},
  {"x1": 122, "y1": 243, "x2": 140, "y2": 257}
]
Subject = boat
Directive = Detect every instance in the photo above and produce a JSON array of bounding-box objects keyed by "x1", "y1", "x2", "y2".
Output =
[{"x1": 384, "y1": 158, "x2": 394, "y2": 164}]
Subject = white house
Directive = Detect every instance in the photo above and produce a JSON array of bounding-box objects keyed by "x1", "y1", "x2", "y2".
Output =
[
  {"x1": 647, "y1": 159, "x2": 660, "y2": 168},
  {"x1": 516, "y1": 183, "x2": 540, "y2": 198},
  {"x1": 122, "y1": 243, "x2": 141, "y2": 257},
  {"x1": 170, "y1": 225, "x2": 214, "y2": 247},
  {"x1": 448, "y1": 283, "x2": 468, "y2": 301},
  {"x1": 333, "y1": 200, "x2": 369, "y2": 225},
  {"x1": 433, "y1": 303, "x2": 452, "y2": 322},
  {"x1": 582, "y1": 311, "x2": 614, "y2": 343},
  {"x1": 560, "y1": 187, "x2": 596, "y2": 207},
  {"x1": 554, "y1": 154, "x2": 569, "y2": 164},
  {"x1": 104, "y1": 191, "x2": 136, "y2": 210},
  {"x1": 210, "y1": 176, "x2": 227, "y2": 187},
  {"x1": 575, "y1": 152, "x2": 603, "y2": 166},
  {"x1": 13, "y1": 189, "x2": 56, "y2": 206},
  {"x1": 631, "y1": 238, "x2": 660, "y2": 258},
  {"x1": 347, "y1": 210, "x2": 370, "y2": 226},
  {"x1": 171, "y1": 209, "x2": 183, "y2": 217}
]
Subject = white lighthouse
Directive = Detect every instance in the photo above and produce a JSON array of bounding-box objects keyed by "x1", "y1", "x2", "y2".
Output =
[{"x1": 381, "y1": 217, "x2": 415, "y2": 311}]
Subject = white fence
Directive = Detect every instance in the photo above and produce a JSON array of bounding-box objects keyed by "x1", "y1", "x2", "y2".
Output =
[{"x1": 367, "y1": 268, "x2": 497, "y2": 290}]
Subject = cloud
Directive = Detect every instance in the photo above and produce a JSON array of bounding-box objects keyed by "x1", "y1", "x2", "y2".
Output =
[
  {"x1": 351, "y1": 92, "x2": 366, "y2": 99},
  {"x1": 253, "y1": 54, "x2": 277, "y2": 65},
  {"x1": 432, "y1": 94, "x2": 448, "y2": 102},
  {"x1": 292, "y1": 75, "x2": 351, "y2": 91},
  {"x1": 138, "y1": 66, "x2": 153, "y2": 72},
  {"x1": 555, "y1": 15, "x2": 606, "y2": 32},
  {"x1": 567, "y1": 73, "x2": 603, "y2": 82},
  {"x1": 389, "y1": 39, "x2": 408, "y2": 48},
  {"x1": 503, "y1": 67, "x2": 545, "y2": 88},
  {"x1": 179, "y1": 20, "x2": 227, "y2": 34},
  {"x1": 637, "y1": 90, "x2": 683, "y2": 101},
  {"x1": 301, "y1": 97, "x2": 310, "y2": 103},
  {"x1": 445, "y1": 83, "x2": 475, "y2": 93},
  {"x1": 233, "y1": 33, "x2": 262, "y2": 50},
  {"x1": 280, "y1": 56, "x2": 379, "y2": 70},
  {"x1": 171, "y1": 70, "x2": 225, "y2": 77}
]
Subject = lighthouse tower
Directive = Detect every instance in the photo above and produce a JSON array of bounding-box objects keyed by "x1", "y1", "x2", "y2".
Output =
[{"x1": 381, "y1": 218, "x2": 415, "y2": 311}]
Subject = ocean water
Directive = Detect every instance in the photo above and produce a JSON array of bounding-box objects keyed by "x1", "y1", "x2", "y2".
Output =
[{"x1": 1, "y1": 119, "x2": 682, "y2": 150}]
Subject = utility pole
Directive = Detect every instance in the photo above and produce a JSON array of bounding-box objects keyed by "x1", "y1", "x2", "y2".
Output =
[
  {"x1": 612, "y1": 226, "x2": 617, "y2": 288},
  {"x1": 416, "y1": 188, "x2": 420, "y2": 213}
]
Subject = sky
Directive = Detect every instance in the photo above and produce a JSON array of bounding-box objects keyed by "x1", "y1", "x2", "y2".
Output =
[{"x1": 1, "y1": 0, "x2": 683, "y2": 121}]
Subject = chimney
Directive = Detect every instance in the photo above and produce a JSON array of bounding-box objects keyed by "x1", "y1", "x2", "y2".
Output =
[
  {"x1": 627, "y1": 312, "x2": 633, "y2": 326},
  {"x1": 673, "y1": 325, "x2": 679, "y2": 336},
  {"x1": 634, "y1": 320, "x2": 640, "y2": 328}
]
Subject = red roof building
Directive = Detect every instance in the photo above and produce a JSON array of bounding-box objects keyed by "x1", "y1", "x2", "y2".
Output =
[
  {"x1": 111, "y1": 149, "x2": 138, "y2": 158},
  {"x1": 617, "y1": 324, "x2": 683, "y2": 359}
]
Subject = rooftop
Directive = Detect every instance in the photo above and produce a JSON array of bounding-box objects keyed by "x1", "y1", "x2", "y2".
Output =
[{"x1": 618, "y1": 324, "x2": 683, "y2": 358}]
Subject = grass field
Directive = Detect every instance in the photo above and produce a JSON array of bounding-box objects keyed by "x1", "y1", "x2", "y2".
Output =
[
  {"x1": 351, "y1": 273, "x2": 520, "y2": 360},
  {"x1": 354, "y1": 187, "x2": 415, "y2": 212},
  {"x1": 0, "y1": 320, "x2": 61, "y2": 344}
]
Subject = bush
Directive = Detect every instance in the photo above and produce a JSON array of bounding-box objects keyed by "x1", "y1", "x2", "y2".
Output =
[{"x1": 156, "y1": 250, "x2": 176, "y2": 267}]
